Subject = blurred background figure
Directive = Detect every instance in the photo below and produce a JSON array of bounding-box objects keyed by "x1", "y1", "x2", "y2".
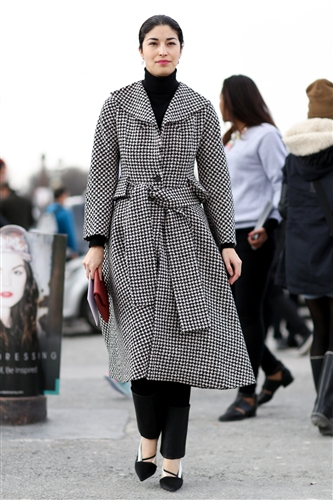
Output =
[
  {"x1": 0, "y1": 158, "x2": 8, "y2": 184},
  {"x1": 43, "y1": 187, "x2": 78, "y2": 259},
  {"x1": 104, "y1": 374, "x2": 131, "y2": 398},
  {"x1": 0, "y1": 159, "x2": 9, "y2": 226},
  {"x1": 263, "y1": 223, "x2": 313, "y2": 353},
  {"x1": 218, "y1": 75, "x2": 294, "y2": 422},
  {"x1": 0, "y1": 181, "x2": 35, "y2": 230},
  {"x1": 264, "y1": 284, "x2": 313, "y2": 352},
  {"x1": 276, "y1": 79, "x2": 333, "y2": 436}
]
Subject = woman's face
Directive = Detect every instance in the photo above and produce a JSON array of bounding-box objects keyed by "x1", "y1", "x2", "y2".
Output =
[
  {"x1": 139, "y1": 25, "x2": 182, "y2": 77},
  {"x1": 220, "y1": 93, "x2": 232, "y2": 122},
  {"x1": 0, "y1": 252, "x2": 27, "y2": 309}
]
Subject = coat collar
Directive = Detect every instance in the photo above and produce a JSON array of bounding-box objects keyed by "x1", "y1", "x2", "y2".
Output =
[{"x1": 111, "y1": 81, "x2": 208, "y2": 125}]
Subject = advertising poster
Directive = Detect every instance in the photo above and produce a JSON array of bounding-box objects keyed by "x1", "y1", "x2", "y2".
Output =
[{"x1": 0, "y1": 225, "x2": 67, "y2": 397}]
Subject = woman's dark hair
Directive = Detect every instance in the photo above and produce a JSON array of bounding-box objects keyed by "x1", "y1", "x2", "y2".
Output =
[
  {"x1": 0, "y1": 261, "x2": 39, "y2": 351},
  {"x1": 139, "y1": 15, "x2": 184, "y2": 49},
  {"x1": 221, "y1": 75, "x2": 276, "y2": 145}
]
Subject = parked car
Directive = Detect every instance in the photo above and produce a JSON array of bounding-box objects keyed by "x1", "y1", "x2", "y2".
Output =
[{"x1": 62, "y1": 196, "x2": 100, "y2": 331}]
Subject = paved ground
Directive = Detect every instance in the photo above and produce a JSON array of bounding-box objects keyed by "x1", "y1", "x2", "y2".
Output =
[{"x1": 1, "y1": 327, "x2": 332, "y2": 500}]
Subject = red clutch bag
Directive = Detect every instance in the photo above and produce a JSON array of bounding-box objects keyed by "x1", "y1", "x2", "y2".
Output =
[{"x1": 93, "y1": 269, "x2": 109, "y2": 323}]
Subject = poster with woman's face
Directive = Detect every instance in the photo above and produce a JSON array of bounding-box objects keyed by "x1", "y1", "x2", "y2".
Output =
[{"x1": 0, "y1": 225, "x2": 67, "y2": 397}]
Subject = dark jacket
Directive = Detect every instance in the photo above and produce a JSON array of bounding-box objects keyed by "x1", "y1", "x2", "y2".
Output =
[
  {"x1": 276, "y1": 118, "x2": 333, "y2": 296},
  {"x1": 0, "y1": 191, "x2": 34, "y2": 230}
]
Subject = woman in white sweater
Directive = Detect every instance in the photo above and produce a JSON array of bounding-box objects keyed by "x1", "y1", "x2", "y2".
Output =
[{"x1": 218, "y1": 75, "x2": 294, "y2": 421}]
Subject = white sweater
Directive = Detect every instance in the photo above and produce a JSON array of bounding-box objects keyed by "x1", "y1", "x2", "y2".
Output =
[{"x1": 225, "y1": 123, "x2": 286, "y2": 229}]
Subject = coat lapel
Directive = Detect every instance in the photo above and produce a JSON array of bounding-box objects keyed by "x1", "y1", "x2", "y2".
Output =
[
  {"x1": 114, "y1": 81, "x2": 208, "y2": 125},
  {"x1": 162, "y1": 83, "x2": 208, "y2": 124},
  {"x1": 115, "y1": 81, "x2": 156, "y2": 124}
]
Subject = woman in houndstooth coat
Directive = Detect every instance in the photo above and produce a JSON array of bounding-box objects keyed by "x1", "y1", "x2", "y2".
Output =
[{"x1": 83, "y1": 15, "x2": 254, "y2": 492}]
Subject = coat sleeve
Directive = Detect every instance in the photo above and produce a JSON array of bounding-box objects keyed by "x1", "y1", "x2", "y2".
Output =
[
  {"x1": 196, "y1": 103, "x2": 236, "y2": 247},
  {"x1": 83, "y1": 96, "x2": 120, "y2": 241}
]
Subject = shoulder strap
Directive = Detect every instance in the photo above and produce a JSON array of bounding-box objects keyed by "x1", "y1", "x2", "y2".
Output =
[{"x1": 313, "y1": 180, "x2": 333, "y2": 237}]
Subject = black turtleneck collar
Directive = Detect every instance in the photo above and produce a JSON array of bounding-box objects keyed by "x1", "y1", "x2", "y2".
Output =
[
  {"x1": 142, "y1": 69, "x2": 179, "y2": 129},
  {"x1": 142, "y1": 68, "x2": 179, "y2": 95}
]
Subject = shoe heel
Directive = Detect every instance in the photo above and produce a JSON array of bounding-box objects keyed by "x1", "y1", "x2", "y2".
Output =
[{"x1": 282, "y1": 371, "x2": 294, "y2": 387}]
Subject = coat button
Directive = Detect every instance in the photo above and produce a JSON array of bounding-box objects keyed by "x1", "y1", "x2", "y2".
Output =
[{"x1": 153, "y1": 175, "x2": 162, "y2": 183}]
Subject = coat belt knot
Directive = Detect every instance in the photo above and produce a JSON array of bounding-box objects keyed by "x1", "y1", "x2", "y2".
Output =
[{"x1": 124, "y1": 180, "x2": 211, "y2": 333}]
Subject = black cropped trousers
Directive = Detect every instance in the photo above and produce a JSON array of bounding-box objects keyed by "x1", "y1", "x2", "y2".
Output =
[{"x1": 131, "y1": 378, "x2": 191, "y2": 407}]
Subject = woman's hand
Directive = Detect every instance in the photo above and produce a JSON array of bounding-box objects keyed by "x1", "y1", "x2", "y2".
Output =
[
  {"x1": 82, "y1": 246, "x2": 104, "y2": 280},
  {"x1": 222, "y1": 248, "x2": 242, "y2": 285},
  {"x1": 247, "y1": 227, "x2": 268, "y2": 250}
]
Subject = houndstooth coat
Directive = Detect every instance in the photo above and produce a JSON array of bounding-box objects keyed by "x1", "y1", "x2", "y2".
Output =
[{"x1": 83, "y1": 81, "x2": 255, "y2": 390}]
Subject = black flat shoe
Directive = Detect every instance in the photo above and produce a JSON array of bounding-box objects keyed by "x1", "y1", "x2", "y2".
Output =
[
  {"x1": 218, "y1": 395, "x2": 257, "y2": 421},
  {"x1": 257, "y1": 365, "x2": 294, "y2": 406},
  {"x1": 160, "y1": 461, "x2": 183, "y2": 492},
  {"x1": 134, "y1": 439, "x2": 157, "y2": 482}
]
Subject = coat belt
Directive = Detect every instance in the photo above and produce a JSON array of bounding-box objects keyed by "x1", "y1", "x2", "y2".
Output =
[{"x1": 123, "y1": 181, "x2": 211, "y2": 333}]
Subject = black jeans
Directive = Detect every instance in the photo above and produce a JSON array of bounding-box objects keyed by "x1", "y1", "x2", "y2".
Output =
[{"x1": 233, "y1": 228, "x2": 281, "y2": 394}]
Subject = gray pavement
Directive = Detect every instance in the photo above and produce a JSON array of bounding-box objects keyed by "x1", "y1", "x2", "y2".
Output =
[{"x1": 1, "y1": 327, "x2": 332, "y2": 500}]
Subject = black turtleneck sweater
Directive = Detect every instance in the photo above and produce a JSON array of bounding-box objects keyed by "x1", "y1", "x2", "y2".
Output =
[
  {"x1": 88, "y1": 69, "x2": 180, "y2": 248},
  {"x1": 142, "y1": 68, "x2": 179, "y2": 128}
]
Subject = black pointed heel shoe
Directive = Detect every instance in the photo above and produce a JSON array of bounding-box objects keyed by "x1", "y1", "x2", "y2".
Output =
[
  {"x1": 257, "y1": 365, "x2": 294, "y2": 406},
  {"x1": 160, "y1": 461, "x2": 183, "y2": 492},
  {"x1": 134, "y1": 439, "x2": 157, "y2": 482},
  {"x1": 218, "y1": 394, "x2": 257, "y2": 421}
]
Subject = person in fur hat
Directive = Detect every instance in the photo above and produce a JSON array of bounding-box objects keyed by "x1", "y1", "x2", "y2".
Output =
[{"x1": 276, "y1": 78, "x2": 333, "y2": 436}]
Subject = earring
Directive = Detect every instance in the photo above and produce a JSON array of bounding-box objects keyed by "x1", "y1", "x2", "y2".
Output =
[{"x1": 141, "y1": 59, "x2": 145, "y2": 66}]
